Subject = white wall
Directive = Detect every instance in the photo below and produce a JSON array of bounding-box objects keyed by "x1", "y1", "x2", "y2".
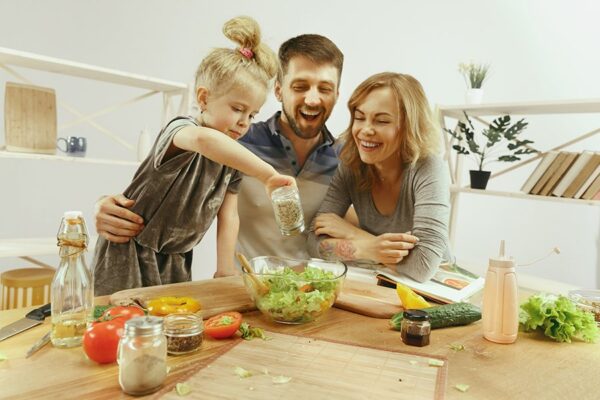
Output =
[{"x1": 1, "y1": 0, "x2": 599, "y2": 287}]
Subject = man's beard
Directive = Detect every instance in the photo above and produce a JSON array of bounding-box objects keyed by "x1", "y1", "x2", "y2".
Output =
[{"x1": 282, "y1": 105, "x2": 324, "y2": 140}]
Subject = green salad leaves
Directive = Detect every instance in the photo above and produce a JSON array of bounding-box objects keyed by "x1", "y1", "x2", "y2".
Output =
[
  {"x1": 239, "y1": 322, "x2": 268, "y2": 341},
  {"x1": 257, "y1": 266, "x2": 339, "y2": 323},
  {"x1": 519, "y1": 293, "x2": 599, "y2": 343}
]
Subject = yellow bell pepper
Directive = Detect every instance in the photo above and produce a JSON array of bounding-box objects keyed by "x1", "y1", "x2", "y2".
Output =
[
  {"x1": 146, "y1": 296, "x2": 202, "y2": 316},
  {"x1": 396, "y1": 283, "x2": 430, "y2": 309}
]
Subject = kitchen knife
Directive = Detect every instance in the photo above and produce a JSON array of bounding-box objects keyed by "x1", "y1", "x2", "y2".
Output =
[
  {"x1": 25, "y1": 331, "x2": 51, "y2": 358},
  {"x1": 0, "y1": 303, "x2": 51, "y2": 342}
]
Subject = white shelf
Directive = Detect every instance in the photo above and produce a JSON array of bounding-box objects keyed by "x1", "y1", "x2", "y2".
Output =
[
  {"x1": 0, "y1": 47, "x2": 187, "y2": 92},
  {"x1": 438, "y1": 98, "x2": 600, "y2": 119},
  {"x1": 451, "y1": 186, "x2": 600, "y2": 206},
  {"x1": 1, "y1": 47, "x2": 180, "y2": 265},
  {"x1": 0, "y1": 149, "x2": 140, "y2": 167},
  {"x1": 439, "y1": 98, "x2": 600, "y2": 246},
  {"x1": 0, "y1": 236, "x2": 97, "y2": 258}
]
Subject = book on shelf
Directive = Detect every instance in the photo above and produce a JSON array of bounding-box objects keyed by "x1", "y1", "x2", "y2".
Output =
[
  {"x1": 582, "y1": 174, "x2": 600, "y2": 200},
  {"x1": 552, "y1": 151, "x2": 596, "y2": 197},
  {"x1": 521, "y1": 151, "x2": 559, "y2": 193},
  {"x1": 576, "y1": 165, "x2": 600, "y2": 199},
  {"x1": 530, "y1": 152, "x2": 569, "y2": 195},
  {"x1": 563, "y1": 154, "x2": 600, "y2": 198},
  {"x1": 539, "y1": 152, "x2": 578, "y2": 196},
  {"x1": 376, "y1": 262, "x2": 485, "y2": 304}
]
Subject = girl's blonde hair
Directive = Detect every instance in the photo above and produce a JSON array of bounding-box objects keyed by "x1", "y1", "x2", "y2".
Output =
[
  {"x1": 195, "y1": 16, "x2": 278, "y2": 96},
  {"x1": 340, "y1": 72, "x2": 440, "y2": 191}
]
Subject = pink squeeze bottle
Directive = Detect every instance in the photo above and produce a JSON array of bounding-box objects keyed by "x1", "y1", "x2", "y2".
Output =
[{"x1": 482, "y1": 240, "x2": 518, "y2": 344}]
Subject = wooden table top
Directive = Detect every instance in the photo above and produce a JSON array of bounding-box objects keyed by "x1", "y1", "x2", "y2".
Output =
[{"x1": 0, "y1": 282, "x2": 598, "y2": 400}]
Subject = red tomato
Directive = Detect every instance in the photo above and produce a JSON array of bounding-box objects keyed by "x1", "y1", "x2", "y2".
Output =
[
  {"x1": 102, "y1": 305, "x2": 145, "y2": 321},
  {"x1": 83, "y1": 318, "x2": 125, "y2": 364},
  {"x1": 205, "y1": 312, "x2": 242, "y2": 339}
]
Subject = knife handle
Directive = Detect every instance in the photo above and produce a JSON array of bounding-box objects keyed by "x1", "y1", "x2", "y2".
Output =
[{"x1": 25, "y1": 303, "x2": 51, "y2": 321}]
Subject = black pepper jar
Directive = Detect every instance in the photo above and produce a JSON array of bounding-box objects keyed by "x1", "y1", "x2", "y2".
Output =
[
  {"x1": 164, "y1": 313, "x2": 204, "y2": 355},
  {"x1": 400, "y1": 309, "x2": 431, "y2": 347}
]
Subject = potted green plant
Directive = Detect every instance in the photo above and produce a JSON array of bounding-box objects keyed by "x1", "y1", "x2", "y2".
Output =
[
  {"x1": 459, "y1": 61, "x2": 490, "y2": 104},
  {"x1": 445, "y1": 112, "x2": 538, "y2": 189}
]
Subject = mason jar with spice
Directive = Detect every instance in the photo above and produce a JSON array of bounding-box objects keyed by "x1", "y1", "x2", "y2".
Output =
[
  {"x1": 400, "y1": 309, "x2": 431, "y2": 347},
  {"x1": 271, "y1": 185, "x2": 305, "y2": 236},
  {"x1": 118, "y1": 316, "x2": 167, "y2": 395},
  {"x1": 164, "y1": 313, "x2": 204, "y2": 355}
]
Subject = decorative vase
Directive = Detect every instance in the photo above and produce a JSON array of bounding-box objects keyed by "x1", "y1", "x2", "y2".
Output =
[
  {"x1": 469, "y1": 170, "x2": 491, "y2": 189},
  {"x1": 465, "y1": 88, "x2": 484, "y2": 105}
]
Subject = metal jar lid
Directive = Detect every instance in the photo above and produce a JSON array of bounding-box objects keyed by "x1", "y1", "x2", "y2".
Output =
[
  {"x1": 403, "y1": 309, "x2": 430, "y2": 321},
  {"x1": 124, "y1": 316, "x2": 164, "y2": 337}
]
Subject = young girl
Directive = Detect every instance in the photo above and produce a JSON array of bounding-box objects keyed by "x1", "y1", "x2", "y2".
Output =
[
  {"x1": 93, "y1": 16, "x2": 295, "y2": 295},
  {"x1": 307, "y1": 72, "x2": 452, "y2": 283}
]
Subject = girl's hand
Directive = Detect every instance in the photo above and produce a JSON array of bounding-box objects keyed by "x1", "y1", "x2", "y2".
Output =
[
  {"x1": 263, "y1": 172, "x2": 296, "y2": 196},
  {"x1": 313, "y1": 213, "x2": 371, "y2": 241},
  {"x1": 357, "y1": 232, "x2": 419, "y2": 265}
]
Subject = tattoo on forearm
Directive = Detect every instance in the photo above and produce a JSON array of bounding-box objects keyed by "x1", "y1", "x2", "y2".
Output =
[
  {"x1": 319, "y1": 240, "x2": 336, "y2": 260},
  {"x1": 336, "y1": 240, "x2": 357, "y2": 259},
  {"x1": 319, "y1": 239, "x2": 356, "y2": 261}
]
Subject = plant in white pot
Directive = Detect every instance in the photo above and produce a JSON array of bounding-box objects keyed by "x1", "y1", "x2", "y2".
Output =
[
  {"x1": 445, "y1": 112, "x2": 538, "y2": 189},
  {"x1": 459, "y1": 61, "x2": 489, "y2": 104}
]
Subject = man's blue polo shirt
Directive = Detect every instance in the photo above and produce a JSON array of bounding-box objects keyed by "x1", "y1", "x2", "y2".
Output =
[
  {"x1": 239, "y1": 111, "x2": 340, "y2": 182},
  {"x1": 236, "y1": 111, "x2": 341, "y2": 259}
]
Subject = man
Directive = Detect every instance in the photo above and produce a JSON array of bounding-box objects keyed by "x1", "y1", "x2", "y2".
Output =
[{"x1": 94, "y1": 34, "x2": 345, "y2": 267}]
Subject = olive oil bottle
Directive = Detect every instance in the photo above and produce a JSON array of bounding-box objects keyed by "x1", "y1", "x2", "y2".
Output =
[{"x1": 51, "y1": 211, "x2": 93, "y2": 348}]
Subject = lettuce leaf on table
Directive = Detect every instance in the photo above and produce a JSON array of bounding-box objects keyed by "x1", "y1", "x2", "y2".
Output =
[{"x1": 519, "y1": 293, "x2": 599, "y2": 343}]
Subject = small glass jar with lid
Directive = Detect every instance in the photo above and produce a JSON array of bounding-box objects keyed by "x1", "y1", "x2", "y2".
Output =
[
  {"x1": 568, "y1": 290, "x2": 600, "y2": 326},
  {"x1": 400, "y1": 309, "x2": 431, "y2": 347},
  {"x1": 164, "y1": 313, "x2": 204, "y2": 355},
  {"x1": 271, "y1": 186, "x2": 305, "y2": 236},
  {"x1": 118, "y1": 316, "x2": 167, "y2": 396}
]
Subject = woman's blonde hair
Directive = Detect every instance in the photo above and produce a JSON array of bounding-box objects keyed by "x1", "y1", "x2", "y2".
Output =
[
  {"x1": 339, "y1": 72, "x2": 440, "y2": 191},
  {"x1": 195, "y1": 16, "x2": 278, "y2": 96}
]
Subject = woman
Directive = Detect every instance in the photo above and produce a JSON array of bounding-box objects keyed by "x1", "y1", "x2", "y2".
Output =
[{"x1": 307, "y1": 72, "x2": 451, "y2": 282}]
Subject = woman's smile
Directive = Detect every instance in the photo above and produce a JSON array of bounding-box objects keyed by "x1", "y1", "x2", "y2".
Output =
[{"x1": 358, "y1": 139, "x2": 382, "y2": 152}]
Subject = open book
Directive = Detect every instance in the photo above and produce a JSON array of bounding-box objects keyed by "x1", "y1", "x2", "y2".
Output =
[{"x1": 376, "y1": 263, "x2": 485, "y2": 304}]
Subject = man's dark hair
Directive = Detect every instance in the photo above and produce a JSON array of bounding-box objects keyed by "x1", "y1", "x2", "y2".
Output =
[{"x1": 278, "y1": 34, "x2": 344, "y2": 83}]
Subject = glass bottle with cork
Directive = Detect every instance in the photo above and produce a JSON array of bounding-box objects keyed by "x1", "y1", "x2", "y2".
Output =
[{"x1": 50, "y1": 211, "x2": 94, "y2": 348}]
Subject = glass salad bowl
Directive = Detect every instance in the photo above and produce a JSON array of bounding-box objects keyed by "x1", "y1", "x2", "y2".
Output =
[{"x1": 242, "y1": 256, "x2": 347, "y2": 324}]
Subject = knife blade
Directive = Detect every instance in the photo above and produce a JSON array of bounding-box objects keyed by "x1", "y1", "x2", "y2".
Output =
[
  {"x1": 25, "y1": 331, "x2": 51, "y2": 358},
  {"x1": 0, "y1": 303, "x2": 51, "y2": 342}
]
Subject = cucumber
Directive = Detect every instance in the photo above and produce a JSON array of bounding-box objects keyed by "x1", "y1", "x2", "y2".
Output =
[{"x1": 390, "y1": 302, "x2": 482, "y2": 330}]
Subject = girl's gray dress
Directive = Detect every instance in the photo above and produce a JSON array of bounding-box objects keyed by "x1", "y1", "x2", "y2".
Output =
[{"x1": 93, "y1": 117, "x2": 241, "y2": 295}]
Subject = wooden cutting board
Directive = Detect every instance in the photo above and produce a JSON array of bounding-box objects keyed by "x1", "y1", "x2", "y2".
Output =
[
  {"x1": 335, "y1": 280, "x2": 401, "y2": 318},
  {"x1": 157, "y1": 332, "x2": 447, "y2": 400},
  {"x1": 109, "y1": 276, "x2": 256, "y2": 319},
  {"x1": 4, "y1": 82, "x2": 57, "y2": 154},
  {"x1": 109, "y1": 276, "x2": 402, "y2": 319}
]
